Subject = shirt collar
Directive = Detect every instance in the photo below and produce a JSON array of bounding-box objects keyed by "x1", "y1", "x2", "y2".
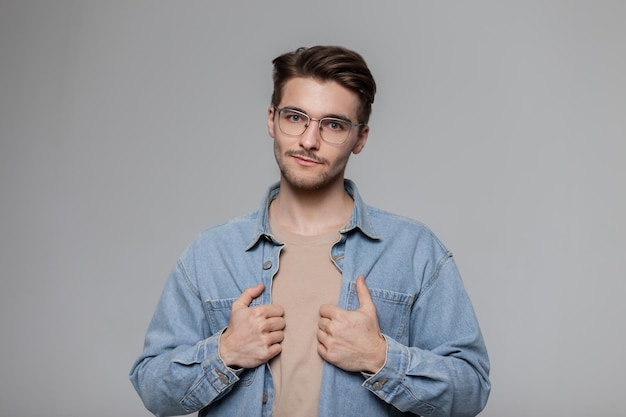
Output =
[{"x1": 246, "y1": 179, "x2": 380, "y2": 250}]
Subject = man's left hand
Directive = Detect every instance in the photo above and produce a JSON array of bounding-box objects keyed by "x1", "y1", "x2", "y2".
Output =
[{"x1": 317, "y1": 274, "x2": 387, "y2": 373}]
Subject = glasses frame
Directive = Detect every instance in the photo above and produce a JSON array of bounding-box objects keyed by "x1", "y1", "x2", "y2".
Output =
[{"x1": 273, "y1": 106, "x2": 364, "y2": 145}]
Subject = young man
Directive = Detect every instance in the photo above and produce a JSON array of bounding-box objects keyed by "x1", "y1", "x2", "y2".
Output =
[{"x1": 130, "y1": 45, "x2": 490, "y2": 417}]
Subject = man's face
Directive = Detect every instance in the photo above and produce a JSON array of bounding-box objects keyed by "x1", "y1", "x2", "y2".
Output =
[{"x1": 268, "y1": 77, "x2": 369, "y2": 191}]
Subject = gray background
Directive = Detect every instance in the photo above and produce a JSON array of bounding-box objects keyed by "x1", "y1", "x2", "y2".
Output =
[{"x1": 1, "y1": 1, "x2": 624, "y2": 416}]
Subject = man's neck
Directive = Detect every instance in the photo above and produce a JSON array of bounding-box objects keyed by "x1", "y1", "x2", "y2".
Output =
[{"x1": 270, "y1": 179, "x2": 354, "y2": 236}]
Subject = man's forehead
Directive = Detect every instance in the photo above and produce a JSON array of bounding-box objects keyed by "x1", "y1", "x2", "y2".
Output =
[{"x1": 280, "y1": 77, "x2": 359, "y2": 118}]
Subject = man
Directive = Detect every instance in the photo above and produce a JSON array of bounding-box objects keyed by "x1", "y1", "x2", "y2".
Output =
[{"x1": 130, "y1": 45, "x2": 490, "y2": 417}]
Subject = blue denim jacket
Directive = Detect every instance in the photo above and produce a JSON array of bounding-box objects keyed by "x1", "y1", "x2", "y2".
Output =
[{"x1": 130, "y1": 180, "x2": 490, "y2": 417}]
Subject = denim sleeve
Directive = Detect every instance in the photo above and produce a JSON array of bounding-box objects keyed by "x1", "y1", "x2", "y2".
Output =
[
  {"x1": 362, "y1": 256, "x2": 491, "y2": 417},
  {"x1": 129, "y1": 260, "x2": 241, "y2": 416}
]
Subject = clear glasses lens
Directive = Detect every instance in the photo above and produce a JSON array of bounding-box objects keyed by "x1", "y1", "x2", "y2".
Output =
[
  {"x1": 278, "y1": 109, "x2": 352, "y2": 144},
  {"x1": 278, "y1": 109, "x2": 309, "y2": 135}
]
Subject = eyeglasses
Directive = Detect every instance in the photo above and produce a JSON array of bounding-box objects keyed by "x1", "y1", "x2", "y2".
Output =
[{"x1": 273, "y1": 106, "x2": 364, "y2": 144}]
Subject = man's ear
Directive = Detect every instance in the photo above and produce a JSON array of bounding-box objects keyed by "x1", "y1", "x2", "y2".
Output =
[
  {"x1": 267, "y1": 106, "x2": 276, "y2": 138},
  {"x1": 352, "y1": 125, "x2": 369, "y2": 154}
]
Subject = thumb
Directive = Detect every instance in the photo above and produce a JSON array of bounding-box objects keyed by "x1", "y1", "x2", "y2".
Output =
[
  {"x1": 232, "y1": 283, "x2": 265, "y2": 310},
  {"x1": 355, "y1": 275, "x2": 375, "y2": 312}
]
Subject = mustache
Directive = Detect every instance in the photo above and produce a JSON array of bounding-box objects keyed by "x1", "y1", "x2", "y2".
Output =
[{"x1": 285, "y1": 150, "x2": 328, "y2": 164}]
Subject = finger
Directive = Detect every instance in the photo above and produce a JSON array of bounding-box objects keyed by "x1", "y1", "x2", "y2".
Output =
[
  {"x1": 317, "y1": 340, "x2": 328, "y2": 360},
  {"x1": 266, "y1": 341, "x2": 283, "y2": 359},
  {"x1": 319, "y1": 303, "x2": 339, "y2": 319},
  {"x1": 264, "y1": 316, "x2": 286, "y2": 332},
  {"x1": 268, "y1": 328, "x2": 285, "y2": 344},
  {"x1": 232, "y1": 283, "x2": 265, "y2": 310},
  {"x1": 258, "y1": 304, "x2": 284, "y2": 319},
  {"x1": 317, "y1": 317, "x2": 332, "y2": 334},
  {"x1": 316, "y1": 328, "x2": 328, "y2": 346},
  {"x1": 355, "y1": 275, "x2": 375, "y2": 312}
]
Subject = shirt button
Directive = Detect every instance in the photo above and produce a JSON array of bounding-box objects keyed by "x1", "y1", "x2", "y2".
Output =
[
  {"x1": 372, "y1": 378, "x2": 387, "y2": 391},
  {"x1": 262, "y1": 260, "x2": 272, "y2": 270},
  {"x1": 262, "y1": 391, "x2": 268, "y2": 403},
  {"x1": 216, "y1": 370, "x2": 229, "y2": 385}
]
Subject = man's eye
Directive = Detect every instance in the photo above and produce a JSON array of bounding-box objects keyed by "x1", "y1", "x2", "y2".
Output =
[
  {"x1": 284, "y1": 112, "x2": 305, "y2": 123},
  {"x1": 324, "y1": 119, "x2": 348, "y2": 131}
]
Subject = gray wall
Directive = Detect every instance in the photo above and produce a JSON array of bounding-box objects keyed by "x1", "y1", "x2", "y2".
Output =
[{"x1": 1, "y1": 1, "x2": 624, "y2": 416}]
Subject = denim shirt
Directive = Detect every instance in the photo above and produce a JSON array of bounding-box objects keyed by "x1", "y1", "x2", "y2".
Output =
[{"x1": 130, "y1": 180, "x2": 490, "y2": 417}]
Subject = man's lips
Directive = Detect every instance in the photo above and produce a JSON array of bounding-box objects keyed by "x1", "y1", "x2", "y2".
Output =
[{"x1": 287, "y1": 151, "x2": 326, "y2": 165}]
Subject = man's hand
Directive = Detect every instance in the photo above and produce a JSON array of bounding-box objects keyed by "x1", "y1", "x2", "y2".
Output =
[
  {"x1": 219, "y1": 283, "x2": 285, "y2": 369},
  {"x1": 317, "y1": 275, "x2": 387, "y2": 373}
]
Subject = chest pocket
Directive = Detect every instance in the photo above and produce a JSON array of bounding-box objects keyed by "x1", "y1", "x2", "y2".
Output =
[
  {"x1": 345, "y1": 282, "x2": 414, "y2": 343},
  {"x1": 204, "y1": 297, "x2": 262, "y2": 334}
]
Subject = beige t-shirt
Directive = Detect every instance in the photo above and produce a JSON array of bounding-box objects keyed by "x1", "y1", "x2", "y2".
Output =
[{"x1": 268, "y1": 220, "x2": 342, "y2": 417}]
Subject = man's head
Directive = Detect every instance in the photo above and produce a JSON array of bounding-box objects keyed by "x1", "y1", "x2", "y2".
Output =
[{"x1": 271, "y1": 46, "x2": 376, "y2": 126}]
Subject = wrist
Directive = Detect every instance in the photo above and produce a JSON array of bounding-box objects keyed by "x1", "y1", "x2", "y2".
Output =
[
  {"x1": 218, "y1": 328, "x2": 235, "y2": 367},
  {"x1": 366, "y1": 333, "x2": 387, "y2": 373}
]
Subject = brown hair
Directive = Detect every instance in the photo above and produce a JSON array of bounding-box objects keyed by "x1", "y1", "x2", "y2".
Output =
[{"x1": 271, "y1": 45, "x2": 376, "y2": 125}]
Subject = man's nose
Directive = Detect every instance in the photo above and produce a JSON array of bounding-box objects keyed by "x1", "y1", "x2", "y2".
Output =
[{"x1": 299, "y1": 120, "x2": 322, "y2": 149}]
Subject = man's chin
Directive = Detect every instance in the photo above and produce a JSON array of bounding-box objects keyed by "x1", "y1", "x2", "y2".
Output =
[{"x1": 280, "y1": 171, "x2": 335, "y2": 192}]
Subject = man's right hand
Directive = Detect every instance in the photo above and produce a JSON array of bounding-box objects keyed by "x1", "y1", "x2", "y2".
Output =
[{"x1": 218, "y1": 283, "x2": 285, "y2": 369}]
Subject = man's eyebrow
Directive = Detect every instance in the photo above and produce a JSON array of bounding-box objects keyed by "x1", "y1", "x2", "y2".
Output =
[
  {"x1": 281, "y1": 106, "x2": 307, "y2": 114},
  {"x1": 282, "y1": 106, "x2": 353, "y2": 123},
  {"x1": 324, "y1": 113, "x2": 353, "y2": 123}
]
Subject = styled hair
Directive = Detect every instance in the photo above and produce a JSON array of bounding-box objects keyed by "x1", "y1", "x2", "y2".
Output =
[{"x1": 271, "y1": 45, "x2": 376, "y2": 125}]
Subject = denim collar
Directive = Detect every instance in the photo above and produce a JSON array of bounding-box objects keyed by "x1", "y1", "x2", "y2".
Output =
[{"x1": 246, "y1": 179, "x2": 380, "y2": 250}]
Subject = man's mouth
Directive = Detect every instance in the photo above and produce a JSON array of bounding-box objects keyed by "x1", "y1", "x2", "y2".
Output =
[{"x1": 287, "y1": 151, "x2": 326, "y2": 165}]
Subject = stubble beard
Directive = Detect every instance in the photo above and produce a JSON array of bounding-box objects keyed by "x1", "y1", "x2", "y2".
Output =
[{"x1": 275, "y1": 148, "x2": 344, "y2": 192}]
